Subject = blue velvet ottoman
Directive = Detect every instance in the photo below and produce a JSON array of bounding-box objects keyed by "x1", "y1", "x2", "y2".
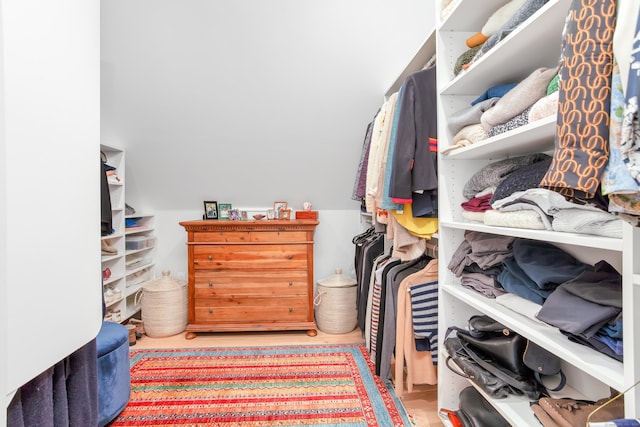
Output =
[{"x1": 96, "y1": 321, "x2": 131, "y2": 427}]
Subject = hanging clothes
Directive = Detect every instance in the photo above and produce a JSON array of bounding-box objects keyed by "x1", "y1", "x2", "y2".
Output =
[
  {"x1": 101, "y1": 158, "x2": 113, "y2": 236},
  {"x1": 366, "y1": 94, "x2": 399, "y2": 214},
  {"x1": 539, "y1": 0, "x2": 617, "y2": 199},
  {"x1": 353, "y1": 228, "x2": 385, "y2": 333},
  {"x1": 368, "y1": 256, "x2": 401, "y2": 366},
  {"x1": 365, "y1": 252, "x2": 393, "y2": 351},
  {"x1": 395, "y1": 258, "x2": 439, "y2": 397},
  {"x1": 352, "y1": 113, "x2": 378, "y2": 202},
  {"x1": 389, "y1": 66, "x2": 438, "y2": 208},
  {"x1": 378, "y1": 255, "x2": 432, "y2": 380}
]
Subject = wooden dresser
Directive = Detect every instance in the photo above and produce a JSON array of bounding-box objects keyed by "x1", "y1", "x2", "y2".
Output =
[{"x1": 179, "y1": 219, "x2": 319, "y2": 339}]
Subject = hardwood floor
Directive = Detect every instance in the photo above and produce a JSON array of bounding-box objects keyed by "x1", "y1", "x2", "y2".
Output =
[{"x1": 130, "y1": 327, "x2": 444, "y2": 426}]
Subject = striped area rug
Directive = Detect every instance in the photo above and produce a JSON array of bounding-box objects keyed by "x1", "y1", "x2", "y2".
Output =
[{"x1": 109, "y1": 343, "x2": 412, "y2": 426}]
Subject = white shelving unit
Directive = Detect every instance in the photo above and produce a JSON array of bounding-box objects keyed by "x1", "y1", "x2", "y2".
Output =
[
  {"x1": 434, "y1": 0, "x2": 638, "y2": 423},
  {"x1": 124, "y1": 213, "x2": 156, "y2": 316},
  {"x1": 101, "y1": 144, "x2": 126, "y2": 321},
  {"x1": 101, "y1": 144, "x2": 156, "y2": 322}
]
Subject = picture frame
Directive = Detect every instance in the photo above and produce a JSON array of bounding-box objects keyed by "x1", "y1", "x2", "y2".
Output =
[
  {"x1": 218, "y1": 203, "x2": 232, "y2": 220},
  {"x1": 267, "y1": 209, "x2": 275, "y2": 220},
  {"x1": 240, "y1": 211, "x2": 248, "y2": 220},
  {"x1": 230, "y1": 209, "x2": 240, "y2": 221},
  {"x1": 274, "y1": 201, "x2": 288, "y2": 219},
  {"x1": 203, "y1": 201, "x2": 218, "y2": 220},
  {"x1": 281, "y1": 209, "x2": 291, "y2": 220}
]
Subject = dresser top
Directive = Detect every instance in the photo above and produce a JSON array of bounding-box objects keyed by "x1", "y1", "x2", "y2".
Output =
[{"x1": 179, "y1": 219, "x2": 319, "y2": 232}]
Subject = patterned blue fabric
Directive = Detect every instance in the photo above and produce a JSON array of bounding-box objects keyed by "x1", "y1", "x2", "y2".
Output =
[{"x1": 621, "y1": 13, "x2": 640, "y2": 183}]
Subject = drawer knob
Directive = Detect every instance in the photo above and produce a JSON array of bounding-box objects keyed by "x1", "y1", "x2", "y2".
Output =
[
  {"x1": 209, "y1": 281, "x2": 213, "y2": 287},
  {"x1": 288, "y1": 281, "x2": 293, "y2": 286},
  {"x1": 289, "y1": 307, "x2": 293, "y2": 312},
  {"x1": 208, "y1": 255, "x2": 213, "y2": 260},
  {"x1": 287, "y1": 255, "x2": 293, "y2": 259},
  {"x1": 209, "y1": 308, "x2": 213, "y2": 314}
]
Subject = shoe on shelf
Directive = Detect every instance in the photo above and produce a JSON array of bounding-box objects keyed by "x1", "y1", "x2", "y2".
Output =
[
  {"x1": 104, "y1": 288, "x2": 114, "y2": 304},
  {"x1": 101, "y1": 240, "x2": 118, "y2": 255},
  {"x1": 102, "y1": 267, "x2": 112, "y2": 280},
  {"x1": 126, "y1": 324, "x2": 137, "y2": 346},
  {"x1": 107, "y1": 174, "x2": 122, "y2": 184},
  {"x1": 128, "y1": 318, "x2": 145, "y2": 337},
  {"x1": 125, "y1": 203, "x2": 136, "y2": 215}
]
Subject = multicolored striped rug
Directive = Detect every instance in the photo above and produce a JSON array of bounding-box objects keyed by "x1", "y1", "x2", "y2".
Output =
[{"x1": 108, "y1": 343, "x2": 412, "y2": 426}]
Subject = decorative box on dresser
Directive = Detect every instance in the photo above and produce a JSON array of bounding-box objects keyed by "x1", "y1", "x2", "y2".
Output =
[{"x1": 179, "y1": 219, "x2": 319, "y2": 339}]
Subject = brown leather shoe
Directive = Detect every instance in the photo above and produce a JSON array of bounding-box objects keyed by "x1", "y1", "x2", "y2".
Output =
[
  {"x1": 129, "y1": 319, "x2": 145, "y2": 338},
  {"x1": 126, "y1": 324, "x2": 137, "y2": 346}
]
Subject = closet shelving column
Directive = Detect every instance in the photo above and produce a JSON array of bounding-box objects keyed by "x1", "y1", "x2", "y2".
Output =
[
  {"x1": 435, "y1": 0, "x2": 637, "y2": 423},
  {"x1": 623, "y1": 222, "x2": 640, "y2": 413},
  {"x1": 124, "y1": 213, "x2": 156, "y2": 319},
  {"x1": 100, "y1": 144, "x2": 126, "y2": 321}
]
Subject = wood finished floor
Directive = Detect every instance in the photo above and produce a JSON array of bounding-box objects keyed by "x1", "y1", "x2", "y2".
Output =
[{"x1": 130, "y1": 328, "x2": 444, "y2": 427}]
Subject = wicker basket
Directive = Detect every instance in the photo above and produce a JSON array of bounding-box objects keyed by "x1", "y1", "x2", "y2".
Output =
[
  {"x1": 135, "y1": 270, "x2": 188, "y2": 338},
  {"x1": 314, "y1": 268, "x2": 357, "y2": 334}
]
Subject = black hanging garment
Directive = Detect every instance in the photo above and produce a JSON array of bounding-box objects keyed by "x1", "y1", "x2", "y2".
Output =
[
  {"x1": 353, "y1": 229, "x2": 385, "y2": 333},
  {"x1": 101, "y1": 158, "x2": 113, "y2": 236}
]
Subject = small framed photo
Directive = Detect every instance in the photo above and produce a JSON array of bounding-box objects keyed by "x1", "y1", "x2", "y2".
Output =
[
  {"x1": 281, "y1": 209, "x2": 291, "y2": 220},
  {"x1": 204, "y1": 201, "x2": 218, "y2": 220},
  {"x1": 274, "y1": 201, "x2": 288, "y2": 219},
  {"x1": 267, "y1": 209, "x2": 276, "y2": 220},
  {"x1": 240, "y1": 211, "x2": 248, "y2": 220},
  {"x1": 230, "y1": 209, "x2": 241, "y2": 221},
  {"x1": 218, "y1": 203, "x2": 232, "y2": 220}
]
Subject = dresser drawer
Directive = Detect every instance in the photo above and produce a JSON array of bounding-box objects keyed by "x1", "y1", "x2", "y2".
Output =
[
  {"x1": 193, "y1": 244, "x2": 308, "y2": 270},
  {"x1": 250, "y1": 231, "x2": 307, "y2": 243},
  {"x1": 192, "y1": 230, "x2": 307, "y2": 243},
  {"x1": 194, "y1": 296, "x2": 310, "y2": 323},
  {"x1": 194, "y1": 270, "x2": 308, "y2": 298},
  {"x1": 193, "y1": 231, "x2": 249, "y2": 243}
]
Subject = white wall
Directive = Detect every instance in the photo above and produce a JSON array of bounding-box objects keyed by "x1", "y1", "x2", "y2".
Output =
[
  {"x1": 1, "y1": 0, "x2": 102, "y2": 411},
  {"x1": 0, "y1": 2, "x2": 6, "y2": 419},
  {"x1": 101, "y1": 0, "x2": 435, "y2": 280}
]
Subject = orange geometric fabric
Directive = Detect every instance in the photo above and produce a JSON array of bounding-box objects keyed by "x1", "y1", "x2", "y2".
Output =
[{"x1": 540, "y1": 0, "x2": 617, "y2": 199}]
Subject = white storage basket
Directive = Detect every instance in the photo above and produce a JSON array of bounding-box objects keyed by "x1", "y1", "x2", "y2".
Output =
[
  {"x1": 314, "y1": 268, "x2": 357, "y2": 334},
  {"x1": 135, "y1": 270, "x2": 188, "y2": 337}
]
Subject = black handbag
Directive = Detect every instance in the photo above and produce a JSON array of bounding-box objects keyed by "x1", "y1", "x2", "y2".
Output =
[
  {"x1": 445, "y1": 315, "x2": 565, "y2": 399},
  {"x1": 456, "y1": 386, "x2": 510, "y2": 427},
  {"x1": 457, "y1": 334, "x2": 543, "y2": 400},
  {"x1": 456, "y1": 325, "x2": 529, "y2": 375},
  {"x1": 465, "y1": 315, "x2": 566, "y2": 392},
  {"x1": 523, "y1": 340, "x2": 565, "y2": 389},
  {"x1": 444, "y1": 336, "x2": 521, "y2": 399}
]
